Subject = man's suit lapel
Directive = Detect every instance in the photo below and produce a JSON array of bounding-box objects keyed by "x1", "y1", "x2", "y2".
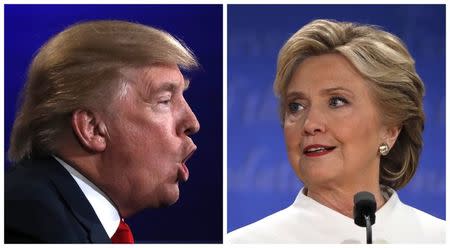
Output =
[{"x1": 42, "y1": 157, "x2": 111, "y2": 243}]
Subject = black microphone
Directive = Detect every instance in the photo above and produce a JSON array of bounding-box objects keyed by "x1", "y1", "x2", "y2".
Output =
[{"x1": 353, "y1": 191, "x2": 376, "y2": 244}]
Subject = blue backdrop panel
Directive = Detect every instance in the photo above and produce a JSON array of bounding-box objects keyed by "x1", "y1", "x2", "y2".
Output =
[
  {"x1": 4, "y1": 4, "x2": 223, "y2": 243},
  {"x1": 228, "y1": 5, "x2": 445, "y2": 232}
]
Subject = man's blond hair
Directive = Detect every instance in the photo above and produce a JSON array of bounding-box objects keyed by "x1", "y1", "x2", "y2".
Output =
[{"x1": 9, "y1": 20, "x2": 198, "y2": 162}]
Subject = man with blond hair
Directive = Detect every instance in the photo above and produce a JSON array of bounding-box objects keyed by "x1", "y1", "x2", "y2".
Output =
[{"x1": 5, "y1": 20, "x2": 200, "y2": 243}]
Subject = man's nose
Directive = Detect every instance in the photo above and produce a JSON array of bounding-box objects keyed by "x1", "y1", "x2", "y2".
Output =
[{"x1": 179, "y1": 99, "x2": 200, "y2": 136}]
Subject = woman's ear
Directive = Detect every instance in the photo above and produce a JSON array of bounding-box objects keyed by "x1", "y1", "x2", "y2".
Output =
[
  {"x1": 382, "y1": 126, "x2": 401, "y2": 149},
  {"x1": 71, "y1": 109, "x2": 107, "y2": 153}
]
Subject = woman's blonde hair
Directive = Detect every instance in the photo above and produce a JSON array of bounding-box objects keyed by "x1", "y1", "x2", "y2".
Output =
[
  {"x1": 274, "y1": 19, "x2": 425, "y2": 189},
  {"x1": 9, "y1": 20, "x2": 198, "y2": 162}
]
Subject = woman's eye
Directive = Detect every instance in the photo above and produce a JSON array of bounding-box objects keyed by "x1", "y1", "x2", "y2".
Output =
[
  {"x1": 329, "y1": 96, "x2": 348, "y2": 108},
  {"x1": 287, "y1": 102, "x2": 304, "y2": 114}
]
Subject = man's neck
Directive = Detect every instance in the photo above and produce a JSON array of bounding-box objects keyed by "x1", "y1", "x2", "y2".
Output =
[{"x1": 53, "y1": 155, "x2": 121, "y2": 238}]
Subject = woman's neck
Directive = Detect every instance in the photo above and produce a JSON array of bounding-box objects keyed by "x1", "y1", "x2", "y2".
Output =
[{"x1": 305, "y1": 184, "x2": 386, "y2": 219}]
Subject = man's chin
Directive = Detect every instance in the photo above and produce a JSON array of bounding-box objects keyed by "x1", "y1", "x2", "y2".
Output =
[
  {"x1": 159, "y1": 197, "x2": 179, "y2": 208},
  {"x1": 119, "y1": 186, "x2": 181, "y2": 216},
  {"x1": 155, "y1": 186, "x2": 180, "y2": 208}
]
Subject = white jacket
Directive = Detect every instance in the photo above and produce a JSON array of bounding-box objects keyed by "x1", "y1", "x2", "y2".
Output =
[{"x1": 228, "y1": 187, "x2": 445, "y2": 243}]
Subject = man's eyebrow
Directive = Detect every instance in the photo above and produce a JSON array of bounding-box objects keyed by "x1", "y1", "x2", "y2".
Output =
[
  {"x1": 154, "y1": 82, "x2": 178, "y2": 93},
  {"x1": 144, "y1": 79, "x2": 190, "y2": 96},
  {"x1": 184, "y1": 79, "x2": 190, "y2": 91}
]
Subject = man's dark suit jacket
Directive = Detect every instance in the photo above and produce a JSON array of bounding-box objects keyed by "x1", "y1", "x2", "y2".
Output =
[{"x1": 5, "y1": 156, "x2": 111, "y2": 243}]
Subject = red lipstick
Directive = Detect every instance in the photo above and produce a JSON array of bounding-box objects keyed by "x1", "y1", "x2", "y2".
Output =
[{"x1": 303, "y1": 144, "x2": 336, "y2": 157}]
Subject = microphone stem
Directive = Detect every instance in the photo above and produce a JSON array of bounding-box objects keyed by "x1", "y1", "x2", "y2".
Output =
[{"x1": 364, "y1": 214, "x2": 372, "y2": 244}]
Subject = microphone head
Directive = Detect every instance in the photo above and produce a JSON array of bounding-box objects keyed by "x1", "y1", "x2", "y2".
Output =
[{"x1": 353, "y1": 191, "x2": 376, "y2": 227}]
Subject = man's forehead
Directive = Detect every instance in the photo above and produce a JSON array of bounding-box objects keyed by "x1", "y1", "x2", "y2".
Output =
[
  {"x1": 122, "y1": 65, "x2": 188, "y2": 91},
  {"x1": 141, "y1": 64, "x2": 182, "y2": 79}
]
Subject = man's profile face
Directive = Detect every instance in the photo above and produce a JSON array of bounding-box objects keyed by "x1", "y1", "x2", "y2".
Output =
[{"x1": 99, "y1": 64, "x2": 200, "y2": 216}]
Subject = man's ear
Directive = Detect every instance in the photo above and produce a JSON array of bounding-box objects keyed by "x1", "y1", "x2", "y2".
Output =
[
  {"x1": 71, "y1": 109, "x2": 107, "y2": 153},
  {"x1": 382, "y1": 126, "x2": 401, "y2": 149}
]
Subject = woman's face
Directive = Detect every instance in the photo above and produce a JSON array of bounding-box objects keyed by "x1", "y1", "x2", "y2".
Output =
[{"x1": 284, "y1": 53, "x2": 394, "y2": 189}]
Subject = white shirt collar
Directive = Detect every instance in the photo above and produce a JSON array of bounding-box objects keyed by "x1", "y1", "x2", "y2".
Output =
[{"x1": 53, "y1": 155, "x2": 120, "y2": 238}]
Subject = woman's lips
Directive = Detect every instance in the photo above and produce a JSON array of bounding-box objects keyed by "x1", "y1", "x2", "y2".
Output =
[{"x1": 303, "y1": 144, "x2": 336, "y2": 157}]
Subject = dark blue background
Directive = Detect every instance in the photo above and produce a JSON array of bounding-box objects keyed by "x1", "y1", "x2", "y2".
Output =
[
  {"x1": 4, "y1": 4, "x2": 223, "y2": 243},
  {"x1": 228, "y1": 5, "x2": 445, "y2": 232}
]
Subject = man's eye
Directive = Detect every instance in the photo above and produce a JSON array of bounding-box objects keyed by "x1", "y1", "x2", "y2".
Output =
[
  {"x1": 159, "y1": 99, "x2": 170, "y2": 105},
  {"x1": 158, "y1": 94, "x2": 172, "y2": 105},
  {"x1": 287, "y1": 102, "x2": 304, "y2": 114},
  {"x1": 329, "y1": 96, "x2": 348, "y2": 108}
]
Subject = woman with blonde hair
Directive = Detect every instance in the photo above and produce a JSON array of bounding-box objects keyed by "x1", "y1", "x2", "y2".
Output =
[{"x1": 228, "y1": 19, "x2": 445, "y2": 243}]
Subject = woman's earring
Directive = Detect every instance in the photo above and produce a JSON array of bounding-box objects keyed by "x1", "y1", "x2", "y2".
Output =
[{"x1": 379, "y1": 143, "x2": 390, "y2": 156}]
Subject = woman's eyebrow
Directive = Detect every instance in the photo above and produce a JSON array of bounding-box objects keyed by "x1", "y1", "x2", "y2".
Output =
[
  {"x1": 285, "y1": 91, "x2": 307, "y2": 100},
  {"x1": 320, "y1": 86, "x2": 354, "y2": 96},
  {"x1": 285, "y1": 86, "x2": 354, "y2": 100}
]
